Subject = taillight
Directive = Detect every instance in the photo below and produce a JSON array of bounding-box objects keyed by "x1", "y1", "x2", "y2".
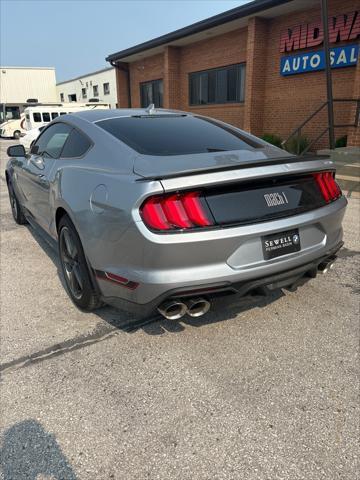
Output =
[
  {"x1": 313, "y1": 171, "x2": 341, "y2": 203},
  {"x1": 140, "y1": 191, "x2": 214, "y2": 232}
]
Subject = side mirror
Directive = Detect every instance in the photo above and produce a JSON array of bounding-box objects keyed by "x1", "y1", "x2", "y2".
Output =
[{"x1": 7, "y1": 144, "x2": 26, "y2": 158}]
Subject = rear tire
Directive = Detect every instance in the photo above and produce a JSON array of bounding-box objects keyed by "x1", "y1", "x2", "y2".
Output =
[
  {"x1": 8, "y1": 182, "x2": 27, "y2": 225},
  {"x1": 58, "y1": 215, "x2": 102, "y2": 311},
  {"x1": 13, "y1": 130, "x2": 21, "y2": 139}
]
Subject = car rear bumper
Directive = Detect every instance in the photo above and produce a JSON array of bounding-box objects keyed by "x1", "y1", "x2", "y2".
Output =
[
  {"x1": 95, "y1": 196, "x2": 347, "y2": 312},
  {"x1": 101, "y1": 241, "x2": 343, "y2": 316}
]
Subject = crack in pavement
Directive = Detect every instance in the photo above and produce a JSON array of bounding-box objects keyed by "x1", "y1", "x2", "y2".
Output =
[
  {"x1": 0, "y1": 325, "x2": 119, "y2": 376},
  {"x1": 0, "y1": 315, "x2": 160, "y2": 376}
]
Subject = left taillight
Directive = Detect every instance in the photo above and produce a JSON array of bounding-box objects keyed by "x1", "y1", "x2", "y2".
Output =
[
  {"x1": 140, "y1": 191, "x2": 214, "y2": 232},
  {"x1": 313, "y1": 171, "x2": 341, "y2": 203}
]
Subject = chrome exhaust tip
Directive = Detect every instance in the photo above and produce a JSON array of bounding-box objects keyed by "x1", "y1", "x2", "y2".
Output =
[
  {"x1": 318, "y1": 259, "x2": 335, "y2": 274},
  {"x1": 157, "y1": 300, "x2": 187, "y2": 320},
  {"x1": 186, "y1": 297, "x2": 211, "y2": 318}
]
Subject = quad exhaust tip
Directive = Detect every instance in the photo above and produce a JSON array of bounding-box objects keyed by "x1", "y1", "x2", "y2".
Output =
[
  {"x1": 318, "y1": 257, "x2": 336, "y2": 274},
  {"x1": 185, "y1": 297, "x2": 211, "y2": 318},
  {"x1": 157, "y1": 297, "x2": 210, "y2": 320},
  {"x1": 157, "y1": 300, "x2": 188, "y2": 320}
]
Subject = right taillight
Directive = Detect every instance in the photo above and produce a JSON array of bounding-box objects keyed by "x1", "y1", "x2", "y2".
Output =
[
  {"x1": 140, "y1": 191, "x2": 214, "y2": 232},
  {"x1": 313, "y1": 171, "x2": 342, "y2": 203}
]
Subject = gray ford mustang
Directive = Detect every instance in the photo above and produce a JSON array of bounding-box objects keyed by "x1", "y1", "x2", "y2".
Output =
[{"x1": 5, "y1": 108, "x2": 347, "y2": 320}]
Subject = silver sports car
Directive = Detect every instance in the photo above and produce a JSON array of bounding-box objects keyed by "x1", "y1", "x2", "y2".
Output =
[{"x1": 6, "y1": 108, "x2": 347, "y2": 320}]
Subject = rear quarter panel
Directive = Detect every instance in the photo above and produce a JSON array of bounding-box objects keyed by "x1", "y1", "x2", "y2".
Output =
[{"x1": 51, "y1": 126, "x2": 164, "y2": 270}]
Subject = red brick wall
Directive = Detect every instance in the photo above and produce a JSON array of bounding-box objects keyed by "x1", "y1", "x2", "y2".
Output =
[
  {"x1": 129, "y1": 54, "x2": 164, "y2": 107},
  {"x1": 115, "y1": 63, "x2": 130, "y2": 108},
  {"x1": 244, "y1": 17, "x2": 268, "y2": 136},
  {"x1": 178, "y1": 28, "x2": 247, "y2": 127},
  {"x1": 347, "y1": 61, "x2": 360, "y2": 147},
  {"x1": 163, "y1": 46, "x2": 181, "y2": 109},
  {"x1": 262, "y1": 0, "x2": 358, "y2": 148},
  {"x1": 115, "y1": 0, "x2": 358, "y2": 148}
]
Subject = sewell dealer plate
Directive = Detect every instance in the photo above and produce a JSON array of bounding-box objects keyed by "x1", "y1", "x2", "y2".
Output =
[{"x1": 262, "y1": 228, "x2": 301, "y2": 260}]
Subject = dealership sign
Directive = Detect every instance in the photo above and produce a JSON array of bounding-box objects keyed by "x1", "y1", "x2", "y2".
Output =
[
  {"x1": 281, "y1": 44, "x2": 359, "y2": 76},
  {"x1": 279, "y1": 11, "x2": 359, "y2": 75}
]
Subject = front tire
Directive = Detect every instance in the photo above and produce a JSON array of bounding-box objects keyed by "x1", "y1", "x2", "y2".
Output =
[
  {"x1": 58, "y1": 215, "x2": 102, "y2": 311},
  {"x1": 8, "y1": 182, "x2": 27, "y2": 225},
  {"x1": 13, "y1": 130, "x2": 21, "y2": 139}
]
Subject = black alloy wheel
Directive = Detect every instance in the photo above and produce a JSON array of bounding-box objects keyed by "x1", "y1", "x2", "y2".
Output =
[
  {"x1": 58, "y1": 215, "x2": 101, "y2": 311},
  {"x1": 8, "y1": 182, "x2": 27, "y2": 224}
]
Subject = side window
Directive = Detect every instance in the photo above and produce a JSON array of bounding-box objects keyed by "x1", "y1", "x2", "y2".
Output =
[
  {"x1": 51, "y1": 112, "x2": 59, "y2": 120},
  {"x1": 59, "y1": 112, "x2": 67, "y2": 116},
  {"x1": 61, "y1": 128, "x2": 92, "y2": 158},
  {"x1": 42, "y1": 112, "x2": 50, "y2": 122},
  {"x1": 33, "y1": 112, "x2": 42, "y2": 122},
  {"x1": 32, "y1": 123, "x2": 72, "y2": 158}
]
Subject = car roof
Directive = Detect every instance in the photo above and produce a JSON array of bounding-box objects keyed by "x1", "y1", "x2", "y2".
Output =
[{"x1": 72, "y1": 108, "x2": 191, "y2": 123}]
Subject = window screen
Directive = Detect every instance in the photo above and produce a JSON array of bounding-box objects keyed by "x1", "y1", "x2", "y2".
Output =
[
  {"x1": 190, "y1": 64, "x2": 246, "y2": 106},
  {"x1": 96, "y1": 115, "x2": 260, "y2": 156}
]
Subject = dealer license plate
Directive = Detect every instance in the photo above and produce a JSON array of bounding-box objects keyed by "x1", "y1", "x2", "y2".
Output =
[{"x1": 262, "y1": 228, "x2": 301, "y2": 260}]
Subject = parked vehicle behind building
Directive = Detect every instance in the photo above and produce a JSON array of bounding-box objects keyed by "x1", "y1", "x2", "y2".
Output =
[
  {"x1": 0, "y1": 115, "x2": 26, "y2": 139},
  {"x1": 19, "y1": 126, "x2": 45, "y2": 150},
  {"x1": 24, "y1": 102, "x2": 110, "y2": 131}
]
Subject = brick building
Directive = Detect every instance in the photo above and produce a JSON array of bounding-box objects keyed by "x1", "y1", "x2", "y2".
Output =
[{"x1": 106, "y1": 0, "x2": 360, "y2": 148}]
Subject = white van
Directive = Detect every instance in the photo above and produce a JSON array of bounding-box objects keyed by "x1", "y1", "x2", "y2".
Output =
[
  {"x1": 24, "y1": 102, "x2": 110, "y2": 131},
  {"x1": 0, "y1": 115, "x2": 27, "y2": 139}
]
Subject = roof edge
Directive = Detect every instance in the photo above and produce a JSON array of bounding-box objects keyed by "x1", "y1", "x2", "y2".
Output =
[
  {"x1": 106, "y1": 0, "x2": 293, "y2": 62},
  {"x1": 56, "y1": 66, "x2": 115, "y2": 86}
]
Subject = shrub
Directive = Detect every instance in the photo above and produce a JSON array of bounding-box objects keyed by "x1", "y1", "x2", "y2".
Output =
[
  {"x1": 261, "y1": 133, "x2": 283, "y2": 148},
  {"x1": 284, "y1": 135, "x2": 310, "y2": 155},
  {"x1": 335, "y1": 135, "x2": 347, "y2": 148}
]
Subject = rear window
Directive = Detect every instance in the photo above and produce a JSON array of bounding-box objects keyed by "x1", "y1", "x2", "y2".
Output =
[{"x1": 96, "y1": 115, "x2": 260, "y2": 156}]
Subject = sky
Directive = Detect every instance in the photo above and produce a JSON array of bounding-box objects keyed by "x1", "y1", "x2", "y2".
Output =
[{"x1": 0, "y1": 0, "x2": 250, "y2": 82}]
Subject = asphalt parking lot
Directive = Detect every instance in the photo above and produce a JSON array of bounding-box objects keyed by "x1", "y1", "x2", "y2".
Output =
[{"x1": 0, "y1": 138, "x2": 359, "y2": 480}]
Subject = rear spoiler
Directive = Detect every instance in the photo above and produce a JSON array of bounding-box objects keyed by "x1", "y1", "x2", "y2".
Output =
[{"x1": 135, "y1": 155, "x2": 332, "y2": 181}]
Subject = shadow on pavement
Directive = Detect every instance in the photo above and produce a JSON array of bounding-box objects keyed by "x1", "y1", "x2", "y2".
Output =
[
  {"x1": 0, "y1": 419, "x2": 77, "y2": 480},
  {"x1": 26, "y1": 222, "x2": 303, "y2": 336}
]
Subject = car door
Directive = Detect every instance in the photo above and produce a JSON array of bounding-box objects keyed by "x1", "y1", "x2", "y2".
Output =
[{"x1": 22, "y1": 122, "x2": 72, "y2": 231}]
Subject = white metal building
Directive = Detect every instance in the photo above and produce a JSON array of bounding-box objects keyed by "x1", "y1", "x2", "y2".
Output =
[
  {"x1": 0, "y1": 66, "x2": 57, "y2": 123},
  {"x1": 56, "y1": 67, "x2": 117, "y2": 108}
]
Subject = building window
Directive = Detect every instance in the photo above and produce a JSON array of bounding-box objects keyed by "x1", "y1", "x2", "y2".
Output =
[
  {"x1": 93, "y1": 85, "x2": 99, "y2": 97},
  {"x1": 68, "y1": 94, "x2": 77, "y2": 102},
  {"x1": 140, "y1": 79, "x2": 163, "y2": 108},
  {"x1": 60, "y1": 93, "x2": 64, "y2": 102},
  {"x1": 189, "y1": 64, "x2": 246, "y2": 106},
  {"x1": 82, "y1": 88, "x2": 87, "y2": 99},
  {"x1": 103, "y1": 82, "x2": 110, "y2": 95}
]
